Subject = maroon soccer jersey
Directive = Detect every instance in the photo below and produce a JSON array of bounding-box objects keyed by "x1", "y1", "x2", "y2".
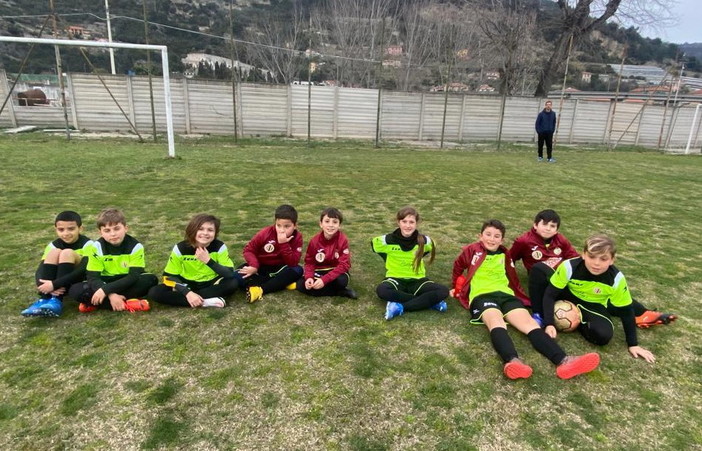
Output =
[
  {"x1": 508, "y1": 228, "x2": 578, "y2": 273},
  {"x1": 243, "y1": 225, "x2": 303, "y2": 268},
  {"x1": 303, "y1": 231, "x2": 351, "y2": 285}
]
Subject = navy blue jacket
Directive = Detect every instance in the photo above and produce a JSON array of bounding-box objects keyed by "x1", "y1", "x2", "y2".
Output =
[{"x1": 535, "y1": 109, "x2": 557, "y2": 134}]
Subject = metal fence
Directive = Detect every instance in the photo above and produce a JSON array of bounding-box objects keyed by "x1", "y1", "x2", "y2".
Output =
[{"x1": 1, "y1": 70, "x2": 701, "y2": 150}]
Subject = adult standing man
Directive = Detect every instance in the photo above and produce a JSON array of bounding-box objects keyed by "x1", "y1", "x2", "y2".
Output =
[{"x1": 535, "y1": 100, "x2": 557, "y2": 162}]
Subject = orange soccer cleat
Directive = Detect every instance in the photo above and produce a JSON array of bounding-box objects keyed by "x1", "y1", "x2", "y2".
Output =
[{"x1": 124, "y1": 298, "x2": 150, "y2": 312}]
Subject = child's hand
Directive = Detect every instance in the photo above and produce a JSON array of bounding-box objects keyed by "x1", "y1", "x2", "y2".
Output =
[
  {"x1": 195, "y1": 247, "x2": 210, "y2": 264},
  {"x1": 628, "y1": 345, "x2": 656, "y2": 363},
  {"x1": 311, "y1": 278, "x2": 325, "y2": 290},
  {"x1": 304, "y1": 278, "x2": 315, "y2": 290},
  {"x1": 50, "y1": 287, "x2": 66, "y2": 297},
  {"x1": 185, "y1": 291, "x2": 203, "y2": 307},
  {"x1": 108, "y1": 293, "x2": 127, "y2": 311},
  {"x1": 449, "y1": 288, "x2": 455, "y2": 298},
  {"x1": 544, "y1": 325, "x2": 557, "y2": 339},
  {"x1": 91, "y1": 288, "x2": 106, "y2": 305},
  {"x1": 238, "y1": 266, "x2": 258, "y2": 278},
  {"x1": 37, "y1": 279, "x2": 55, "y2": 294},
  {"x1": 277, "y1": 230, "x2": 293, "y2": 244}
]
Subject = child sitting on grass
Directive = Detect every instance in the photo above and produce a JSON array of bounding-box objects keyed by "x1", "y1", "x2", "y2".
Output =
[
  {"x1": 371, "y1": 206, "x2": 449, "y2": 320},
  {"x1": 509, "y1": 209, "x2": 676, "y2": 328},
  {"x1": 239, "y1": 204, "x2": 303, "y2": 303},
  {"x1": 540, "y1": 234, "x2": 656, "y2": 363},
  {"x1": 452, "y1": 219, "x2": 599, "y2": 380},
  {"x1": 296, "y1": 207, "x2": 357, "y2": 299},
  {"x1": 21, "y1": 211, "x2": 95, "y2": 317},
  {"x1": 149, "y1": 214, "x2": 239, "y2": 308},
  {"x1": 69, "y1": 208, "x2": 157, "y2": 312}
]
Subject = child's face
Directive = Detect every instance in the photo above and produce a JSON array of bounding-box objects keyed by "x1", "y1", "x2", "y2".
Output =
[
  {"x1": 533, "y1": 220, "x2": 559, "y2": 240},
  {"x1": 195, "y1": 221, "x2": 216, "y2": 248},
  {"x1": 582, "y1": 251, "x2": 614, "y2": 275},
  {"x1": 55, "y1": 220, "x2": 82, "y2": 244},
  {"x1": 275, "y1": 218, "x2": 296, "y2": 238},
  {"x1": 478, "y1": 226, "x2": 503, "y2": 251},
  {"x1": 397, "y1": 215, "x2": 417, "y2": 237},
  {"x1": 320, "y1": 215, "x2": 340, "y2": 239},
  {"x1": 100, "y1": 222, "x2": 128, "y2": 246}
]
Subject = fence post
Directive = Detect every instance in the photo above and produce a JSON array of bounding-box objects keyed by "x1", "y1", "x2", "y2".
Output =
[
  {"x1": 237, "y1": 81, "x2": 244, "y2": 136},
  {"x1": 65, "y1": 73, "x2": 79, "y2": 130},
  {"x1": 333, "y1": 86, "x2": 339, "y2": 140},
  {"x1": 458, "y1": 94, "x2": 466, "y2": 142},
  {"x1": 0, "y1": 69, "x2": 18, "y2": 127},
  {"x1": 126, "y1": 75, "x2": 137, "y2": 132},
  {"x1": 602, "y1": 100, "x2": 613, "y2": 144},
  {"x1": 635, "y1": 103, "x2": 646, "y2": 146},
  {"x1": 287, "y1": 84, "x2": 293, "y2": 137},
  {"x1": 568, "y1": 99, "x2": 577, "y2": 144},
  {"x1": 418, "y1": 92, "x2": 425, "y2": 141},
  {"x1": 182, "y1": 78, "x2": 191, "y2": 135}
]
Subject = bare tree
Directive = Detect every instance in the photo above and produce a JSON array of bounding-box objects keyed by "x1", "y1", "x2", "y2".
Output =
[
  {"x1": 534, "y1": 0, "x2": 675, "y2": 97},
  {"x1": 396, "y1": 0, "x2": 444, "y2": 91},
  {"x1": 243, "y1": 1, "x2": 307, "y2": 84},
  {"x1": 472, "y1": 0, "x2": 542, "y2": 95},
  {"x1": 313, "y1": 0, "x2": 398, "y2": 87}
]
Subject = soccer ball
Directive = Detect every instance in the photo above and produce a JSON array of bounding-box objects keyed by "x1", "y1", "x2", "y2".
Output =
[{"x1": 553, "y1": 300, "x2": 580, "y2": 332}]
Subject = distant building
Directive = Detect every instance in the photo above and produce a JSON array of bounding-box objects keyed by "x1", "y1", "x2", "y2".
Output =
[
  {"x1": 485, "y1": 71, "x2": 500, "y2": 80},
  {"x1": 382, "y1": 59, "x2": 402, "y2": 68},
  {"x1": 581, "y1": 72, "x2": 592, "y2": 83},
  {"x1": 67, "y1": 25, "x2": 91, "y2": 39},
  {"x1": 181, "y1": 53, "x2": 275, "y2": 80},
  {"x1": 430, "y1": 82, "x2": 470, "y2": 92},
  {"x1": 477, "y1": 84, "x2": 495, "y2": 92},
  {"x1": 608, "y1": 64, "x2": 666, "y2": 84},
  {"x1": 385, "y1": 45, "x2": 403, "y2": 56}
]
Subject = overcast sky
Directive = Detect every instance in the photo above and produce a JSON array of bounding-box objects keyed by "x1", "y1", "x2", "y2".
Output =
[{"x1": 641, "y1": 0, "x2": 701, "y2": 44}]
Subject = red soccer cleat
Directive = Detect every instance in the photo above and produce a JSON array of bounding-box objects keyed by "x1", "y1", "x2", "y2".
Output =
[
  {"x1": 503, "y1": 359, "x2": 533, "y2": 380},
  {"x1": 124, "y1": 299, "x2": 150, "y2": 312},
  {"x1": 78, "y1": 303, "x2": 98, "y2": 313},
  {"x1": 556, "y1": 353, "x2": 600, "y2": 380},
  {"x1": 636, "y1": 310, "x2": 677, "y2": 328}
]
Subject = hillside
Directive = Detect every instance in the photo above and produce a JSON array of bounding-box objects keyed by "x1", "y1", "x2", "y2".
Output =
[{"x1": 0, "y1": 0, "x2": 696, "y2": 90}]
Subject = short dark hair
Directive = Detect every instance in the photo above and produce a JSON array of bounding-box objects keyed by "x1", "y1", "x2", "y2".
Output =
[
  {"x1": 185, "y1": 214, "x2": 220, "y2": 247},
  {"x1": 275, "y1": 204, "x2": 298, "y2": 224},
  {"x1": 320, "y1": 207, "x2": 343, "y2": 223},
  {"x1": 534, "y1": 209, "x2": 561, "y2": 228},
  {"x1": 55, "y1": 210, "x2": 82, "y2": 226},
  {"x1": 481, "y1": 219, "x2": 505, "y2": 236},
  {"x1": 96, "y1": 208, "x2": 126, "y2": 228}
]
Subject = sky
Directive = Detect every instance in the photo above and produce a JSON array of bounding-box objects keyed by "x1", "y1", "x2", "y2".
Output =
[{"x1": 641, "y1": 0, "x2": 702, "y2": 44}]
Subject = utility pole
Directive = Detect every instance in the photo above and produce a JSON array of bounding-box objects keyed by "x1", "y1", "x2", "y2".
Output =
[{"x1": 105, "y1": 0, "x2": 116, "y2": 74}]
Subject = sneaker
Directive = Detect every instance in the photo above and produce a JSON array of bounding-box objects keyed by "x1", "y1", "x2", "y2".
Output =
[
  {"x1": 431, "y1": 300, "x2": 447, "y2": 312},
  {"x1": 78, "y1": 303, "x2": 98, "y2": 313},
  {"x1": 285, "y1": 282, "x2": 297, "y2": 290},
  {"x1": 247, "y1": 286, "x2": 263, "y2": 303},
  {"x1": 384, "y1": 301, "x2": 404, "y2": 320},
  {"x1": 531, "y1": 312, "x2": 544, "y2": 327},
  {"x1": 341, "y1": 288, "x2": 358, "y2": 299},
  {"x1": 503, "y1": 359, "x2": 533, "y2": 380},
  {"x1": 556, "y1": 352, "x2": 600, "y2": 380},
  {"x1": 547, "y1": 158, "x2": 556, "y2": 163},
  {"x1": 636, "y1": 310, "x2": 678, "y2": 328},
  {"x1": 124, "y1": 299, "x2": 150, "y2": 312},
  {"x1": 25, "y1": 297, "x2": 63, "y2": 317},
  {"x1": 537, "y1": 156, "x2": 544, "y2": 162},
  {"x1": 21, "y1": 298, "x2": 49, "y2": 317},
  {"x1": 201, "y1": 297, "x2": 226, "y2": 308}
]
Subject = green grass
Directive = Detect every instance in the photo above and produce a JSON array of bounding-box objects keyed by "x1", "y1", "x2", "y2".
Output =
[{"x1": 0, "y1": 134, "x2": 701, "y2": 449}]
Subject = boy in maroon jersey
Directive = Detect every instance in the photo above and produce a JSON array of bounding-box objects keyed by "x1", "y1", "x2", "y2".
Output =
[
  {"x1": 239, "y1": 204, "x2": 303, "y2": 303},
  {"x1": 509, "y1": 209, "x2": 676, "y2": 328},
  {"x1": 296, "y1": 207, "x2": 357, "y2": 299}
]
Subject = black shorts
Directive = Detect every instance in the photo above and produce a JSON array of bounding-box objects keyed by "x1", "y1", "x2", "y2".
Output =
[{"x1": 469, "y1": 291, "x2": 526, "y2": 324}]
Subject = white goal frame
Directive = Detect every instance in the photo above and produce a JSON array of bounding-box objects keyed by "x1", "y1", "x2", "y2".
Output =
[{"x1": 0, "y1": 36, "x2": 176, "y2": 157}]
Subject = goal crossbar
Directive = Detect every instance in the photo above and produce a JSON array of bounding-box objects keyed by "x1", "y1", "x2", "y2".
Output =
[{"x1": 0, "y1": 36, "x2": 176, "y2": 157}]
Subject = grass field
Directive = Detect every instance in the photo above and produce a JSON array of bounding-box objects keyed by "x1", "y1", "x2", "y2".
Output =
[{"x1": 0, "y1": 135, "x2": 701, "y2": 450}]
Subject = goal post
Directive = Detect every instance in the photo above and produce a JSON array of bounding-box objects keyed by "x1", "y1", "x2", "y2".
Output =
[{"x1": 0, "y1": 36, "x2": 176, "y2": 157}]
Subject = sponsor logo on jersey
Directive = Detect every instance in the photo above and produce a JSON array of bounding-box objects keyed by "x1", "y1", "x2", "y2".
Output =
[
  {"x1": 315, "y1": 251, "x2": 325, "y2": 262},
  {"x1": 471, "y1": 252, "x2": 483, "y2": 266},
  {"x1": 593, "y1": 287, "x2": 602, "y2": 294},
  {"x1": 264, "y1": 242, "x2": 275, "y2": 253},
  {"x1": 554, "y1": 247, "x2": 562, "y2": 255},
  {"x1": 532, "y1": 250, "x2": 543, "y2": 260},
  {"x1": 334, "y1": 252, "x2": 339, "y2": 259},
  {"x1": 343, "y1": 248, "x2": 349, "y2": 254}
]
